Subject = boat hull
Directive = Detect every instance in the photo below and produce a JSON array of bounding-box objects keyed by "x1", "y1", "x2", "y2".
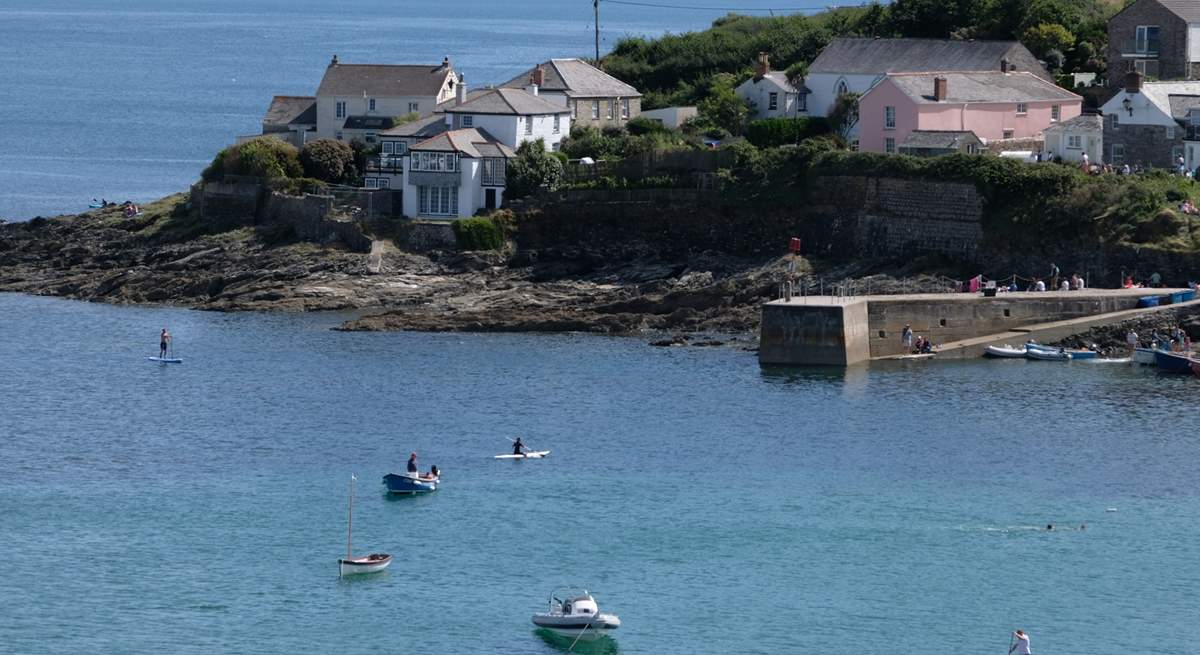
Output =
[
  {"x1": 338, "y1": 553, "x2": 391, "y2": 576},
  {"x1": 494, "y1": 450, "x2": 551, "y2": 459},
  {"x1": 1133, "y1": 348, "x2": 1158, "y2": 365},
  {"x1": 1026, "y1": 348, "x2": 1071, "y2": 361},
  {"x1": 383, "y1": 472, "x2": 439, "y2": 494},
  {"x1": 1155, "y1": 350, "x2": 1196, "y2": 373},
  {"x1": 1192, "y1": 361, "x2": 1200, "y2": 377},
  {"x1": 532, "y1": 614, "x2": 620, "y2": 641},
  {"x1": 984, "y1": 345, "x2": 1026, "y2": 358}
]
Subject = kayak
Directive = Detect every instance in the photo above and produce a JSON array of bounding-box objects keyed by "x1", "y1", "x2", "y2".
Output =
[
  {"x1": 147, "y1": 356, "x2": 183, "y2": 364},
  {"x1": 494, "y1": 451, "x2": 550, "y2": 459}
]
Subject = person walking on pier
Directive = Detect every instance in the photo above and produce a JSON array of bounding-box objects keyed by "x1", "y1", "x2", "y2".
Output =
[
  {"x1": 1009, "y1": 629, "x2": 1031, "y2": 655},
  {"x1": 901, "y1": 324, "x2": 913, "y2": 350}
]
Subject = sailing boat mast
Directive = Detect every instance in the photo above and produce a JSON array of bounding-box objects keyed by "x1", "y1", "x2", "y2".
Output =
[{"x1": 346, "y1": 474, "x2": 355, "y2": 560}]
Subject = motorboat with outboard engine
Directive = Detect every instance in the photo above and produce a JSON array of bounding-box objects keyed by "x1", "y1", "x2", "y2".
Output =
[
  {"x1": 984, "y1": 344, "x2": 1026, "y2": 358},
  {"x1": 531, "y1": 588, "x2": 620, "y2": 641}
]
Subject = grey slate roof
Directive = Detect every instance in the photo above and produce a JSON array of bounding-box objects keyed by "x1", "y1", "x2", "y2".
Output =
[
  {"x1": 443, "y1": 88, "x2": 569, "y2": 115},
  {"x1": 1167, "y1": 94, "x2": 1200, "y2": 120},
  {"x1": 1043, "y1": 113, "x2": 1103, "y2": 134},
  {"x1": 263, "y1": 96, "x2": 316, "y2": 127},
  {"x1": 316, "y1": 62, "x2": 454, "y2": 97},
  {"x1": 1157, "y1": 0, "x2": 1200, "y2": 23},
  {"x1": 409, "y1": 128, "x2": 515, "y2": 158},
  {"x1": 378, "y1": 114, "x2": 450, "y2": 138},
  {"x1": 887, "y1": 71, "x2": 1080, "y2": 104},
  {"x1": 899, "y1": 130, "x2": 982, "y2": 149},
  {"x1": 810, "y1": 38, "x2": 1050, "y2": 81},
  {"x1": 500, "y1": 58, "x2": 641, "y2": 98}
]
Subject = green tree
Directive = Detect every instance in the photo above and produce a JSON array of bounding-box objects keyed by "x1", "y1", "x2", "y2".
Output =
[
  {"x1": 697, "y1": 73, "x2": 749, "y2": 136},
  {"x1": 505, "y1": 139, "x2": 564, "y2": 199},
  {"x1": 202, "y1": 136, "x2": 301, "y2": 182},
  {"x1": 828, "y1": 92, "x2": 860, "y2": 141},
  {"x1": 1022, "y1": 23, "x2": 1075, "y2": 59},
  {"x1": 299, "y1": 139, "x2": 355, "y2": 183}
]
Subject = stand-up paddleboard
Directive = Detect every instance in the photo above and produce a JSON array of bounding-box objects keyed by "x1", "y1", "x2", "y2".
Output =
[
  {"x1": 147, "y1": 356, "x2": 183, "y2": 364},
  {"x1": 494, "y1": 450, "x2": 550, "y2": 459}
]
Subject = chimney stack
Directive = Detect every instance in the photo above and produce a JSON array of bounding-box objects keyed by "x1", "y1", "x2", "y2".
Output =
[
  {"x1": 531, "y1": 65, "x2": 545, "y2": 87},
  {"x1": 755, "y1": 52, "x2": 769, "y2": 81},
  {"x1": 933, "y1": 76, "x2": 948, "y2": 101},
  {"x1": 1125, "y1": 70, "x2": 1143, "y2": 94},
  {"x1": 330, "y1": 54, "x2": 339, "y2": 67},
  {"x1": 442, "y1": 56, "x2": 450, "y2": 69},
  {"x1": 456, "y1": 75, "x2": 467, "y2": 105},
  {"x1": 1000, "y1": 58, "x2": 1009, "y2": 74}
]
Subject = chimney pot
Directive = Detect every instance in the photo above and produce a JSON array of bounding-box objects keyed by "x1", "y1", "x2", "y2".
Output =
[
  {"x1": 442, "y1": 56, "x2": 450, "y2": 69},
  {"x1": 934, "y1": 76, "x2": 948, "y2": 102},
  {"x1": 330, "y1": 54, "x2": 339, "y2": 66}
]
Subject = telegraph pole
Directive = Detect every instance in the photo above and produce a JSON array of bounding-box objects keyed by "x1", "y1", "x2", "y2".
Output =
[{"x1": 594, "y1": 0, "x2": 600, "y2": 65}]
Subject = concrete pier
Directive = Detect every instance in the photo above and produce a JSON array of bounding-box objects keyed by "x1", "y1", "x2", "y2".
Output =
[{"x1": 759, "y1": 288, "x2": 1194, "y2": 366}]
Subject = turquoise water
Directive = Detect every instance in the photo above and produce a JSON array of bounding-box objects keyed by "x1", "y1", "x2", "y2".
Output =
[
  {"x1": 0, "y1": 0, "x2": 798, "y2": 220},
  {"x1": 2, "y1": 293, "x2": 1199, "y2": 654}
]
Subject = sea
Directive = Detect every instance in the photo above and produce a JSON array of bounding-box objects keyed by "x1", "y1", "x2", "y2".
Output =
[
  {"x1": 0, "y1": 0, "x2": 803, "y2": 221},
  {"x1": 1, "y1": 293, "x2": 1198, "y2": 653}
]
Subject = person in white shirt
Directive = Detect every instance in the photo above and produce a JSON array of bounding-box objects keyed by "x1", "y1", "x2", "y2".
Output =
[
  {"x1": 1060, "y1": 279, "x2": 1070, "y2": 291},
  {"x1": 1034, "y1": 279, "x2": 1046, "y2": 292},
  {"x1": 1009, "y1": 629, "x2": 1031, "y2": 655}
]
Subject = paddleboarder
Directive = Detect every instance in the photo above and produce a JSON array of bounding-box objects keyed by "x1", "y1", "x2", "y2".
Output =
[
  {"x1": 1009, "y1": 630, "x2": 1031, "y2": 655},
  {"x1": 159, "y1": 328, "x2": 171, "y2": 359},
  {"x1": 512, "y1": 437, "x2": 526, "y2": 456}
]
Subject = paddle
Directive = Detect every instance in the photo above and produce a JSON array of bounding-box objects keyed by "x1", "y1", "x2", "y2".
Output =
[{"x1": 1007, "y1": 632, "x2": 1015, "y2": 655}]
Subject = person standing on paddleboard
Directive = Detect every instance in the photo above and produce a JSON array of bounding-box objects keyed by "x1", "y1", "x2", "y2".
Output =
[
  {"x1": 159, "y1": 328, "x2": 171, "y2": 359},
  {"x1": 1009, "y1": 630, "x2": 1031, "y2": 655},
  {"x1": 512, "y1": 437, "x2": 525, "y2": 456}
]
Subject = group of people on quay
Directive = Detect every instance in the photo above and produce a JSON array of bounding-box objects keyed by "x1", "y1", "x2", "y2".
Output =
[{"x1": 1126, "y1": 326, "x2": 1193, "y2": 353}]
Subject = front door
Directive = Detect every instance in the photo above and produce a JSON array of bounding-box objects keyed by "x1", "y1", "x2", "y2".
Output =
[{"x1": 484, "y1": 188, "x2": 497, "y2": 210}]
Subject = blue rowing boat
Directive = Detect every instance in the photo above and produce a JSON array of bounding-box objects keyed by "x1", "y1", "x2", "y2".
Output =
[
  {"x1": 1025, "y1": 342, "x2": 1098, "y2": 360},
  {"x1": 382, "y1": 472, "x2": 439, "y2": 494}
]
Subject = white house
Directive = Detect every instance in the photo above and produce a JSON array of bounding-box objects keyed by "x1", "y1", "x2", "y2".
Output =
[
  {"x1": 736, "y1": 54, "x2": 807, "y2": 120},
  {"x1": 1043, "y1": 114, "x2": 1103, "y2": 164},
  {"x1": 1099, "y1": 73, "x2": 1200, "y2": 168},
  {"x1": 364, "y1": 114, "x2": 454, "y2": 190},
  {"x1": 443, "y1": 87, "x2": 571, "y2": 151},
  {"x1": 313, "y1": 55, "x2": 461, "y2": 141},
  {"x1": 805, "y1": 38, "x2": 1050, "y2": 137},
  {"x1": 400, "y1": 128, "x2": 515, "y2": 219}
]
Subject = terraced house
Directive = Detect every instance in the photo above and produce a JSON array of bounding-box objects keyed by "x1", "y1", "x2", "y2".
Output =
[{"x1": 314, "y1": 55, "x2": 462, "y2": 141}]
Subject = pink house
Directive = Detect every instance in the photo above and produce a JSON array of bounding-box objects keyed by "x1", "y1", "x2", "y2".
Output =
[{"x1": 858, "y1": 71, "x2": 1081, "y2": 154}]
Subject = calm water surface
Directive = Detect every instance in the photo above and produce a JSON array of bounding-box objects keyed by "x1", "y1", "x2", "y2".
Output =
[
  {"x1": 1, "y1": 293, "x2": 1198, "y2": 653},
  {"x1": 0, "y1": 0, "x2": 801, "y2": 220}
]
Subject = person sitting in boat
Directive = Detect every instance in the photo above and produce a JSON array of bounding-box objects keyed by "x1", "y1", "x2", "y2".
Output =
[
  {"x1": 422, "y1": 464, "x2": 439, "y2": 480},
  {"x1": 512, "y1": 437, "x2": 526, "y2": 456},
  {"x1": 407, "y1": 453, "x2": 418, "y2": 474}
]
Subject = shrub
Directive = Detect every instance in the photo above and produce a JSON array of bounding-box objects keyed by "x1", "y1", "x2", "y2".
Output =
[
  {"x1": 202, "y1": 136, "x2": 301, "y2": 182},
  {"x1": 626, "y1": 116, "x2": 668, "y2": 136},
  {"x1": 506, "y1": 139, "x2": 564, "y2": 199},
  {"x1": 299, "y1": 139, "x2": 355, "y2": 183},
  {"x1": 745, "y1": 117, "x2": 831, "y2": 148},
  {"x1": 452, "y1": 217, "x2": 505, "y2": 250}
]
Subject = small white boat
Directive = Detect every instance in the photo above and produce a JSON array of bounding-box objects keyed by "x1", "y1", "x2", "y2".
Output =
[
  {"x1": 494, "y1": 450, "x2": 551, "y2": 459},
  {"x1": 532, "y1": 589, "x2": 620, "y2": 642},
  {"x1": 1133, "y1": 347, "x2": 1158, "y2": 366},
  {"x1": 1026, "y1": 348, "x2": 1071, "y2": 361},
  {"x1": 338, "y1": 475, "x2": 391, "y2": 576},
  {"x1": 984, "y1": 344, "x2": 1026, "y2": 358},
  {"x1": 382, "y1": 471, "x2": 439, "y2": 494}
]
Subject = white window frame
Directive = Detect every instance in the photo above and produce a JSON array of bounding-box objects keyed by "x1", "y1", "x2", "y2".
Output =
[
  {"x1": 525, "y1": 116, "x2": 534, "y2": 135},
  {"x1": 410, "y1": 151, "x2": 458, "y2": 172},
  {"x1": 336, "y1": 100, "x2": 346, "y2": 119},
  {"x1": 768, "y1": 92, "x2": 778, "y2": 111},
  {"x1": 884, "y1": 106, "x2": 895, "y2": 129},
  {"x1": 1003, "y1": 129, "x2": 1015, "y2": 139},
  {"x1": 966, "y1": 144, "x2": 978, "y2": 154},
  {"x1": 382, "y1": 142, "x2": 394, "y2": 155},
  {"x1": 417, "y1": 185, "x2": 459, "y2": 216},
  {"x1": 462, "y1": 115, "x2": 473, "y2": 127},
  {"x1": 799, "y1": 94, "x2": 807, "y2": 112},
  {"x1": 606, "y1": 101, "x2": 613, "y2": 120},
  {"x1": 1016, "y1": 103, "x2": 1028, "y2": 115},
  {"x1": 378, "y1": 178, "x2": 390, "y2": 189},
  {"x1": 1112, "y1": 143, "x2": 1125, "y2": 164},
  {"x1": 1066, "y1": 135, "x2": 1082, "y2": 149},
  {"x1": 1051, "y1": 105, "x2": 1060, "y2": 122},
  {"x1": 553, "y1": 115, "x2": 560, "y2": 133},
  {"x1": 368, "y1": 98, "x2": 376, "y2": 112},
  {"x1": 1136, "y1": 25, "x2": 1160, "y2": 55},
  {"x1": 591, "y1": 100, "x2": 600, "y2": 119},
  {"x1": 1167, "y1": 126, "x2": 1176, "y2": 140},
  {"x1": 408, "y1": 102, "x2": 419, "y2": 113},
  {"x1": 571, "y1": 101, "x2": 578, "y2": 118},
  {"x1": 884, "y1": 137, "x2": 895, "y2": 154},
  {"x1": 621, "y1": 98, "x2": 630, "y2": 119},
  {"x1": 365, "y1": 178, "x2": 379, "y2": 189}
]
